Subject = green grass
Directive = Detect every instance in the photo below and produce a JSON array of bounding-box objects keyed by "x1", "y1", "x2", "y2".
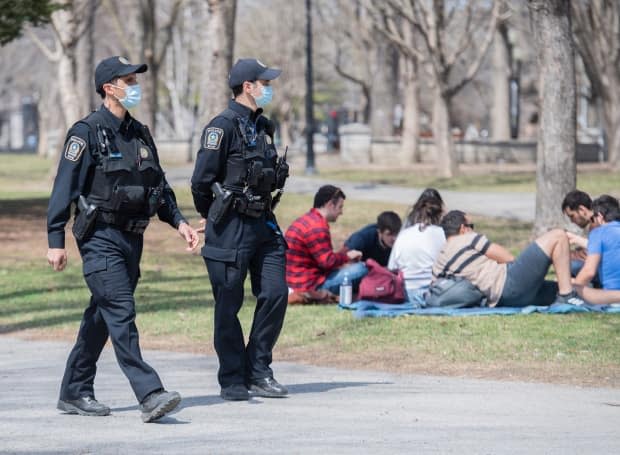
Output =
[
  {"x1": 310, "y1": 168, "x2": 620, "y2": 195},
  {"x1": 2, "y1": 256, "x2": 618, "y2": 385},
  {"x1": 0, "y1": 153, "x2": 52, "y2": 199},
  {"x1": 1, "y1": 154, "x2": 619, "y2": 386},
  {"x1": 0, "y1": 153, "x2": 50, "y2": 180}
]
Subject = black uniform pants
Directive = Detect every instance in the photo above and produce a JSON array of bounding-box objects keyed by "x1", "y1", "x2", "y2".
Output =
[
  {"x1": 202, "y1": 213, "x2": 288, "y2": 388},
  {"x1": 59, "y1": 224, "x2": 163, "y2": 403}
]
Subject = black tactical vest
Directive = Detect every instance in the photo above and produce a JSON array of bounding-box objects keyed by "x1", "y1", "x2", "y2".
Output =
[
  {"x1": 219, "y1": 109, "x2": 278, "y2": 198},
  {"x1": 79, "y1": 111, "x2": 165, "y2": 217}
]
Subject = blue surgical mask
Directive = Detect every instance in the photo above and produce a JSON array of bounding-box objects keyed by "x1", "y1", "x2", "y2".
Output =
[
  {"x1": 254, "y1": 85, "x2": 273, "y2": 108},
  {"x1": 113, "y1": 83, "x2": 142, "y2": 109}
]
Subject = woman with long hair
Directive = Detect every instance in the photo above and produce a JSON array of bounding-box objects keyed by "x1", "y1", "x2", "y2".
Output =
[{"x1": 388, "y1": 188, "x2": 446, "y2": 305}]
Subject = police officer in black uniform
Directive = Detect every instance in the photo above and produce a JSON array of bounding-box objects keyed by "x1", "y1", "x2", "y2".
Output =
[
  {"x1": 47, "y1": 56, "x2": 199, "y2": 422},
  {"x1": 191, "y1": 58, "x2": 289, "y2": 400}
]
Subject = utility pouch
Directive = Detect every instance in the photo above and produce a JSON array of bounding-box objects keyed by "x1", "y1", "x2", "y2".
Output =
[
  {"x1": 208, "y1": 182, "x2": 233, "y2": 225},
  {"x1": 72, "y1": 195, "x2": 98, "y2": 241}
]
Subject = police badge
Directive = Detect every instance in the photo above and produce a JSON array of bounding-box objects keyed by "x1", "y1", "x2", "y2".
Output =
[
  {"x1": 64, "y1": 136, "x2": 86, "y2": 162},
  {"x1": 205, "y1": 127, "x2": 224, "y2": 150}
]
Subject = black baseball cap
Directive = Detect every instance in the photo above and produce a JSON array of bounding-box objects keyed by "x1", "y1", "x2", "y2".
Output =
[
  {"x1": 228, "y1": 58, "x2": 281, "y2": 88},
  {"x1": 95, "y1": 56, "x2": 148, "y2": 96}
]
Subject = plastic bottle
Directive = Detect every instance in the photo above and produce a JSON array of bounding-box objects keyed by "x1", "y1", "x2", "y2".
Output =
[{"x1": 339, "y1": 271, "x2": 352, "y2": 305}]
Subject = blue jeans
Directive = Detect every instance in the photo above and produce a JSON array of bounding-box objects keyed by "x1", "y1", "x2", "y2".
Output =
[
  {"x1": 406, "y1": 286, "x2": 428, "y2": 308},
  {"x1": 318, "y1": 262, "x2": 368, "y2": 295}
]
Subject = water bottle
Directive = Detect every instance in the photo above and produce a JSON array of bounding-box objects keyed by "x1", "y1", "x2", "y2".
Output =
[{"x1": 339, "y1": 272, "x2": 352, "y2": 305}]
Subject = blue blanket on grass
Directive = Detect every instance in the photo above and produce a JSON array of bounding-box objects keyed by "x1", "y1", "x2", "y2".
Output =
[{"x1": 339, "y1": 300, "x2": 620, "y2": 319}]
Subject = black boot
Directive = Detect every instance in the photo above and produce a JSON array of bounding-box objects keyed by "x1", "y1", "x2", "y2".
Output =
[
  {"x1": 57, "y1": 396, "x2": 111, "y2": 416},
  {"x1": 139, "y1": 390, "x2": 181, "y2": 423}
]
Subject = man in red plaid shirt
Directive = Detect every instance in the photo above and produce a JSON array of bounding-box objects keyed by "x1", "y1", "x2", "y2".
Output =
[{"x1": 284, "y1": 185, "x2": 367, "y2": 297}]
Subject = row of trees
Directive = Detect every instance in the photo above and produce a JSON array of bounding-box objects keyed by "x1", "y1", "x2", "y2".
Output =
[{"x1": 1, "y1": 0, "x2": 619, "y2": 230}]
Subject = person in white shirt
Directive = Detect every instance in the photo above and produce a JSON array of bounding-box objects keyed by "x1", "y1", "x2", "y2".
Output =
[{"x1": 389, "y1": 189, "x2": 446, "y2": 305}]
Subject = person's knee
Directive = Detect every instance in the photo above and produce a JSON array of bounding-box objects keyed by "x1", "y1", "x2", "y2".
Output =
[
  {"x1": 536, "y1": 228, "x2": 567, "y2": 252},
  {"x1": 542, "y1": 228, "x2": 566, "y2": 242}
]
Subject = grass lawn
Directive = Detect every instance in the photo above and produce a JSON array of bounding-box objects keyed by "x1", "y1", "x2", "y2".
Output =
[
  {"x1": 308, "y1": 164, "x2": 620, "y2": 196},
  {"x1": 1, "y1": 153, "x2": 619, "y2": 387}
]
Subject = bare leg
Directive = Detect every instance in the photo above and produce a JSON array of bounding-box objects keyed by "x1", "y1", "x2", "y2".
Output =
[
  {"x1": 575, "y1": 285, "x2": 620, "y2": 304},
  {"x1": 534, "y1": 229, "x2": 572, "y2": 294}
]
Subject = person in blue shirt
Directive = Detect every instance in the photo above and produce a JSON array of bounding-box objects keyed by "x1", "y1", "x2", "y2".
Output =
[
  {"x1": 343, "y1": 211, "x2": 402, "y2": 266},
  {"x1": 573, "y1": 195, "x2": 620, "y2": 304}
]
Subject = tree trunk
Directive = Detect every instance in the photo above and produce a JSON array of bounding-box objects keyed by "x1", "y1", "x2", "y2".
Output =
[
  {"x1": 369, "y1": 37, "x2": 398, "y2": 137},
  {"x1": 57, "y1": 51, "x2": 81, "y2": 129},
  {"x1": 199, "y1": 0, "x2": 237, "y2": 127},
  {"x1": 602, "y1": 89, "x2": 620, "y2": 167},
  {"x1": 76, "y1": 0, "x2": 97, "y2": 113},
  {"x1": 433, "y1": 86, "x2": 457, "y2": 178},
  {"x1": 37, "y1": 107, "x2": 49, "y2": 157},
  {"x1": 141, "y1": 0, "x2": 157, "y2": 131},
  {"x1": 401, "y1": 55, "x2": 419, "y2": 164},
  {"x1": 530, "y1": 0, "x2": 576, "y2": 235},
  {"x1": 572, "y1": 0, "x2": 620, "y2": 168},
  {"x1": 279, "y1": 112, "x2": 292, "y2": 149},
  {"x1": 51, "y1": 5, "x2": 83, "y2": 131},
  {"x1": 36, "y1": 86, "x2": 59, "y2": 157},
  {"x1": 491, "y1": 30, "x2": 511, "y2": 140}
]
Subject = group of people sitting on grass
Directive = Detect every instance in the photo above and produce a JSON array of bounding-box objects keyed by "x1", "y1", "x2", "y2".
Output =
[{"x1": 284, "y1": 184, "x2": 620, "y2": 307}]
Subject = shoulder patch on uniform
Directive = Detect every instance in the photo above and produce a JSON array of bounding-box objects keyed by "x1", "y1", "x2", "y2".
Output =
[
  {"x1": 205, "y1": 127, "x2": 224, "y2": 150},
  {"x1": 64, "y1": 136, "x2": 86, "y2": 162}
]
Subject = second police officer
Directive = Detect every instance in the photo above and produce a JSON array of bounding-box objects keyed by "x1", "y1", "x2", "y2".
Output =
[
  {"x1": 191, "y1": 58, "x2": 290, "y2": 401},
  {"x1": 47, "y1": 56, "x2": 199, "y2": 422}
]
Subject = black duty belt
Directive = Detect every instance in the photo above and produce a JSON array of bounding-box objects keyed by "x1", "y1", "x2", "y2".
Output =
[
  {"x1": 97, "y1": 211, "x2": 150, "y2": 234},
  {"x1": 232, "y1": 195, "x2": 269, "y2": 218}
]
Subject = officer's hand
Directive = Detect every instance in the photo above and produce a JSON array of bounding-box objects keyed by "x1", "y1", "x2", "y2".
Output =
[
  {"x1": 196, "y1": 218, "x2": 206, "y2": 234},
  {"x1": 178, "y1": 222, "x2": 200, "y2": 252},
  {"x1": 47, "y1": 248, "x2": 68, "y2": 272},
  {"x1": 346, "y1": 249, "x2": 363, "y2": 262}
]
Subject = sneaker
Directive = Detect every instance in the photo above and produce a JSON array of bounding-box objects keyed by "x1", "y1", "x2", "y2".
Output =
[
  {"x1": 57, "y1": 396, "x2": 111, "y2": 416},
  {"x1": 554, "y1": 291, "x2": 586, "y2": 306},
  {"x1": 139, "y1": 390, "x2": 181, "y2": 423}
]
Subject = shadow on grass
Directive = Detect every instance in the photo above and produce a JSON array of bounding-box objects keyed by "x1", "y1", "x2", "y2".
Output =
[
  {"x1": 0, "y1": 284, "x2": 85, "y2": 309},
  {"x1": 0, "y1": 269, "x2": 210, "y2": 315},
  {"x1": 0, "y1": 197, "x2": 49, "y2": 219},
  {"x1": 0, "y1": 289, "x2": 216, "y2": 334},
  {"x1": 0, "y1": 310, "x2": 84, "y2": 334}
]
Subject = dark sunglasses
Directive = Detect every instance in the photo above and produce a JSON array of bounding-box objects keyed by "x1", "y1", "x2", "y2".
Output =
[{"x1": 464, "y1": 223, "x2": 474, "y2": 229}]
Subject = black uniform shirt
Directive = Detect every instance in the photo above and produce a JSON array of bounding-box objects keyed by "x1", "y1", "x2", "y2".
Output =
[
  {"x1": 47, "y1": 105, "x2": 185, "y2": 249},
  {"x1": 191, "y1": 100, "x2": 272, "y2": 218}
]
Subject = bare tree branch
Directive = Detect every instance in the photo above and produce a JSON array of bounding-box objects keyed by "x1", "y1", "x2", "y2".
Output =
[
  {"x1": 25, "y1": 27, "x2": 61, "y2": 62},
  {"x1": 102, "y1": 0, "x2": 134, "y2": 58},
  {"x1": 154, "y1": 0, "x2": 183, "y2": 68},
  {"x1": 445, "y1": 1, "x2": 500, "y2": 99},
  {"x1": 444, "y1": 1, "x2": 473, "y2": 67}
]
